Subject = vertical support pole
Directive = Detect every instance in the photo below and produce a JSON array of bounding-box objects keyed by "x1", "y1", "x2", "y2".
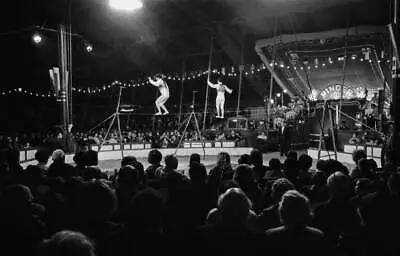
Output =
[
  {"x1": 58, "y1": 24, "x2": 69, "y2": 131},
  {"x1": 67, "y1": 0, "x2": 73, "y2": 127},
  {"x1": 329, "y1": 107, "x2": 338, "y2": 160},
  {"x1": 339, "y1": 22, "x2": 350, "y2": 128},
  {"x1": 202, "y1": 33, "x2": 214, "y2": 132},
  {"x1": 267, "y1": 18, "x2": 278, "y2": 129},
  {"x1": 178, "y1": 59, "x2": 186, "y2": 124},
  {"x1": 236, "y1": 33, "x2": 246, "y2": 118},
  {"x1": 392, "y1": 0, "x2": 399, "y2": 165}
]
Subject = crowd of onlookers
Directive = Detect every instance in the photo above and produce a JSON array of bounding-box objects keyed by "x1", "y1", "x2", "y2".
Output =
[
  {"x1": 0, "y1": 115, "x2": 243, "y2": 151},
  {"x1": 0, "y1": 143, "x2": 399, "y2": 256}
]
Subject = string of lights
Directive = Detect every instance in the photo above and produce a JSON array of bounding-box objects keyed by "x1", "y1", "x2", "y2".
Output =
[{"x1": 0, "y1": 55, "x2": 392, "y2": 98}]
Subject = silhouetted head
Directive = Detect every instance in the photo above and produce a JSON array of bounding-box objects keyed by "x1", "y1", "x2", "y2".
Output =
[
  {"x1": 279, "y1": 190, "x2": 312, "y2": 228},
  {"x1": 189, "y1": 162, "x2": 207, "y2": 184},
  {"x1": 39, "y1": 230, "x2": 95, "y2": 256},
  {"x1": 148, "y1": 150, "x2": 162, "y2": 165},
  {"x1": 164, "y1": 154, "x2": 178, "y2": 171},
  {"x1": 217, "y1": 188, "x2": 251, "y2": 226},
  {"x1": 250, "y1": 149, "x2": 263, "y2": 166}
]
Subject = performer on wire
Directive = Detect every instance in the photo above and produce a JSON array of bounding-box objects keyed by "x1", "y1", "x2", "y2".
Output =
[
  {"x1": 207, "y1": 77, "x2": 233, "y2": 118},
  {"x1": 148, "y1": 74, "x2": 170, "y2": 115}
]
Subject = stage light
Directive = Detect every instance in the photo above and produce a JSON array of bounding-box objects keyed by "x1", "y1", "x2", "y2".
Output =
[
  {"x1": 85, "y1": 43, "x2": 93, "y2": 53},
  {"x1": 283, "y1": 89, "x2": 287, "y2": 93},
  {"x1": 276, "y1": 93, "x2": 281, "y2": 97},
  {"x1": 109, "y1": 0, "x2": 143, "y2": 11},
  {"x1": 32, "y1": 33, "x2": 42, "y2": 44}
]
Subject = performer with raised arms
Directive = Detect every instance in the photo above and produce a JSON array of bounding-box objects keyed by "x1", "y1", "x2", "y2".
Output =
[
  {"x1": 148, "y1": 74, "x2": 170, "y2": 115},
  {"x1": 207, "y1": 77, "x2": 233, "y2": 119}
]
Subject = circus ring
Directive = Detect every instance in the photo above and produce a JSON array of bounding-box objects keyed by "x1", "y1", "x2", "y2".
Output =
[
  {"x1": 19, "y1": 141, "x2": 255, "y2": 172},
  {"x1": 17, "y1": 140, "x2": 375, "y2": 173}
]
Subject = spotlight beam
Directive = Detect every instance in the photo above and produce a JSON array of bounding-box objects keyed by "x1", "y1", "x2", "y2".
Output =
[{"x1": 109, "y1": 0, "x2": 143, "y2": 11}]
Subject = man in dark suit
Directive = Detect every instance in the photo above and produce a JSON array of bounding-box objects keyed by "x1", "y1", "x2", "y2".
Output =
[{"x1": 279, "y1": 122, "x2": 291, "y2": 157}]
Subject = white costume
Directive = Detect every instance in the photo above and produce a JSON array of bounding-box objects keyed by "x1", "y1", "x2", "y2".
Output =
[
  {"x1": 148, "y1": 77, "x2": 170, "y2": 115},
  {"x1": 208, "y1": 79, "x2": 232, "y2": 118}
]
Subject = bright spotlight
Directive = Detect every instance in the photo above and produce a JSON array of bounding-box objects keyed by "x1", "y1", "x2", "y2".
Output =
[
  {"x1": 109, "y1": 0, "x2": 143, "y2": 11},
  {"x1": 85, "y1": 43, "x2": 93, "y2": 53},
  {"x1": 32, "y1": 33, "x2": 42, "y2": 44},
  {"x1": 283, "y1": 89, "x2": 287, "y2": 93}
]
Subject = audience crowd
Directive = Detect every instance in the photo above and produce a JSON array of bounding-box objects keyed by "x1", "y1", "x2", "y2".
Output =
[
  {"x1": 1, "y1": 117, "x2": 243, "y2": 152},
  {"x1": 0, "y1": 145, "x2": 399, "y2": 256}
]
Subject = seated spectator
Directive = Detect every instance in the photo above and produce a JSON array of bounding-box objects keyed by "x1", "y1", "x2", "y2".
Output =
[
  {"x1": 257, "y1": 178, "x2": 294, "y2": 232},
  {"x1": 122, "y1": 189, "x2": 172, "y2": 255},
  {"x1": 306, "y1": 171, "x2": 329, "y2": 204},
  {"x1": 34, "y1": 148, "x2": 51, "y2": 172},
  {"x1": 208, "y1": 152, "x2": 234, "y2": 205},
  {"x1": 189, "y1": 153, "x2": 201, "y2": 168},
  {"x1": 238, "y1": 153, "x2": 251, "y2": 165},
  {"x1": 73, "y1": 151, "x2": 87, "y2": 177},
  {"x1": 193, "y1": 188, "x2": 265, "y2": 254},
  {"x1": 266, "y1": 190, "x2": 326, "y2": 256},
  {"x1": 47, "y1": 149, "x2": 75, "y2": 181},
  {"x1": 265, "y1": 158, "x2": 283, "y2": 180},
  {"x1": 283, "y1": 158, "x2": 301, "y2": 189},
  {"x1": 185, "y1": 162, "x2": 213, "y2": 230},
  {"x1": 115, "y1": 165, "x2": 141, "y2": 222},
  {"x1": 121, "y1": 156, "x2": 145, "y2": 187},
  {"x1": 351, "y1": 158, "x2": 376, "y2": 181},
  {"x1": 158, "y1": 155, "x2": 188, "y2": 205},
  {"x1": 0, "y1": 185, "x2": 46, "y2": 255},
  {"x1": 349, "y1": 133, "x2": 360, "y2": 145},
  {"x1": 356, "y1": 173, "x2": 400, "y2": 255},
  {"x1": 233, "y1": 164, "x2": 263, "y2": 213},
  {"x1": 250, "y1": 149, "x2": 268, "y2": 185},
  {"x1": 298, "y1": 154, "x2": 313, "y2": 184},
  {"x1": 39, "y1": 230, "x2": 95, "y2": 256},
  {"x1": 73, "y1": 180, "x2": 120, "y2": 256},
  {"x1": 286, "y1": 150, "x2": 298, "y2": 160},
  {"x1": 313, "y1": 172, "x2": 362, "y2": 253},
  {"x1": 145, "y1": 149, "x2": 163, "y2": 180},
  {"x1": 349, "y1": 149, "x2": 367, "y2": 178},
  {"x1": 83, "y1": 150, "x2": 104, "y2": 181}
]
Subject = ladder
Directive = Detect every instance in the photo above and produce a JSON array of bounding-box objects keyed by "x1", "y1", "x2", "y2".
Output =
[{"x1": 317, "y1": 101, "x2": 338, "y2": 160}]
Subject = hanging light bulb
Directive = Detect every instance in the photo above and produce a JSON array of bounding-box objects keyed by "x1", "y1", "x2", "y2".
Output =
[
  {"x1": 32, "y1": 33, "x2": 43, "y2": 44},
  {"x1": 84, "y1": 41, "x2": 94, "y2": 53}
]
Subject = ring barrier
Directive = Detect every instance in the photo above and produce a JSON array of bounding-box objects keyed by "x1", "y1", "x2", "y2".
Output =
[{"x1": 19, "y1": 141, "x2": 253, "y2": 168}]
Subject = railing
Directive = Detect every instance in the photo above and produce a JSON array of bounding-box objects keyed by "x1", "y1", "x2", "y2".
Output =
[
  {"x1": 90, "y1": 140, "x2": 236, "y2": 152},
  {"x1": 18, "y1": 140, "x2": 238, "y2": 163}
]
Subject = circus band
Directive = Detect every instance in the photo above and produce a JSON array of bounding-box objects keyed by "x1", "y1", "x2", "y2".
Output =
[
  {"x1": 207, "y1": 77, "x2": 233, "y2": 119},
  {"x1": 148, "y1": 74, "x2": 170, "y2": 115}
]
